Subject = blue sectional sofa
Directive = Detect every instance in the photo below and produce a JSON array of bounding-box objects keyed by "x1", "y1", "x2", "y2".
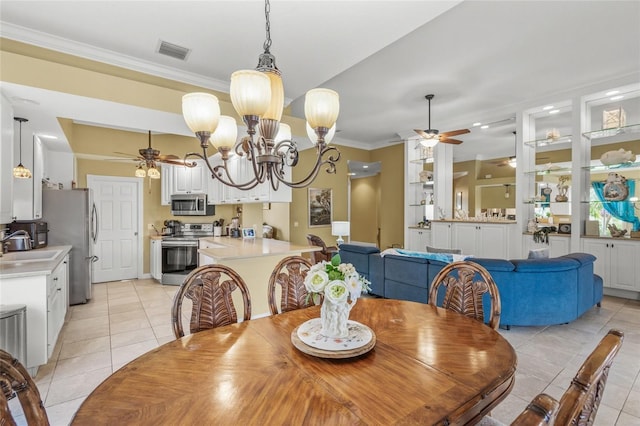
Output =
[{"x1": 339, "y1": 244, "x2": 603, "y2": 327}]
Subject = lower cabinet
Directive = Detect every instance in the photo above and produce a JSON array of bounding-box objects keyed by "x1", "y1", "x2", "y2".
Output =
[
  {"x1": 150, "y1": 239, "x2": 162, "y2": 281},
  {"x1": 582, "y1": 238, "x2": 640, "y2": 292},
  {"x1": 522, "y1": 234, "x2": 571, "y2": 258},
  {"x1": 430, "y1": 222, "x2": 452, "y2": 249},
  {"x1": 0, "y1": 254, "x2": 69, "y2": 370},
  {"x1": 450, "y1": 222, "x2": 515, "y2": 258},
  {"x1": 407, "y1": 228, "x2": 431, "y2": 251}
]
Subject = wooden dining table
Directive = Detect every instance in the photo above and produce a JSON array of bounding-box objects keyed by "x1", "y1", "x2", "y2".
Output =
[{"x1": 72, "y1": 298, "x2": 516, "y2": 425}]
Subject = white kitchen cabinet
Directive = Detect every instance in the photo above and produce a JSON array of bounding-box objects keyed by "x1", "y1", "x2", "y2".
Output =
[
  {"x1": 0, "y1": 253, "x2": 69, "y2": 370},
  {"x1": 150, "y1": 238, "x2": 162, "y2": 280},
  {"x1": 582, "y1": 238, "x2": 640, "y2": 292},
  {"x1": 430, "y1": 222, "x2": 452, "y2": 250},
  {"x1": 407, "y1": 228, "x2": 431, "y2": 251},
  {"x1": 173, "y1": 160, "x2": 208, "y2": 195},
  {"x1": 13, "y1": 133, "x2": 44, "y2": 220},
  {"x1": 451, "y1": 222, "x2": 514, "y2": 258},
  {"x1": 0, "y1": 94, "x2": 14, "y2": 223},
  {"x1": 160, "y1": 164, "x2": 171, "y2": 206},
  {"x1": 523, "y1": 234, "x2": 571, "y2": 258}
]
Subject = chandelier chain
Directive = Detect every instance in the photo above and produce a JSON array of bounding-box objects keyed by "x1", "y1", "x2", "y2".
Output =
[{"x1": 263, "y1": 0, "x2": 272, "y2": 53}]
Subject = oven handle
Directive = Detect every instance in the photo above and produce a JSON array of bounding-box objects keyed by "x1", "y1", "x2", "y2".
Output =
[{"x1": 161, "y1": 240, "x2": 199, "y2": 247}]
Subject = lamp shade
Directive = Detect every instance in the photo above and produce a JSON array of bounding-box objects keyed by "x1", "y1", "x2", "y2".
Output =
[
  {"x1": 305, "y1": 88, "x2": 339, "y2": 129},
  {"x1": 306, "y1": 122, "x2": 336, "y2": 145},
  {"x1": 182, "y1": 93, "x2": 220, "y2": 133},
  {"x1": 209, "y1": 115, "x2": 238, "y2": 150},
  {"x1": 419, "y1": 136, "x2": 439, "y2": 148},
  {"x1": 147, "y1": 166, "x2": 161, "y2": 179},
  {"x1": 331, "y1": 221, "x2": 350, "y2": 236},
  {"x1": 275, "y1": 123, "x2": 291, "y2": 143},
  {"x1": 230, "y1": 70, "x2": 271, "y2": 117},
  {"x1": 135, "y1": 165, "x2": 146, "y2": 178},
  {"x1": 508, "y1": 157, "x2": 517, "y2": 168},
  {"x1": 261, "y1": 70, "x2": 284, "y2": 121}
]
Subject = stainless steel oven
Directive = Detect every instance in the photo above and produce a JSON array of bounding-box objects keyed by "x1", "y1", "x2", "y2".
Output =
[{"x1": 161, "y1": 223, "x2": 214, "y2": 285}]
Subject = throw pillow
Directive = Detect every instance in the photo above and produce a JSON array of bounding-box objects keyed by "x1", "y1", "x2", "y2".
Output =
[
  {"x1": 528, "y1": 248, "x2": 549, "y2": 259},
  {"x1": 426, "y1": 246, "x2": 462, "y2": 255}
]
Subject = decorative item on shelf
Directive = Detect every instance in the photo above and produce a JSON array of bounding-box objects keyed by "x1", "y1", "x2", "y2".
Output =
[
  {"x1": 602, "y1": 107, "x2": 626, "y2": 129},
  {"x1": 429, "y1": 193, "x2": 435, "y2": 205},
  {"x1": 599, "y1": 148, "x2": 634, "y2": 166},
  {"x1": 546, "y1": 128, "x2": 560, "y2": 141},
  {"x1": 603, "y1": 172, "x2": 629, "y2": 201},
  {"x1": 527, "y1": 219, "x2": 537, "y2": 233},
  {"x1": 437, "y1": 206, "x2": 446, "y2": 220},
  {"x1": 303, "y1": 254, "x2": 371, "y2": 338},
  {"x1": 419, "y1": 170, "x2": 433, "y2": 182},
  {"x1": 181, "y1": 0, "x2": 340, "y2": 191},
  {"x1": 13, "y1": 117, "x2": 32, "y2": 179},
  {"x1": 607, "y1": 223, "x2": 628, "y2": 238},
  {"x1": 533, "y1": 227, "x2": 556, "y2": 244},
  {"x1": 555, "y1": 175, "x2": 570, "y2": 202},
  {"x1": 558, "y1": 223, "x2": 572, "y2": 234}
]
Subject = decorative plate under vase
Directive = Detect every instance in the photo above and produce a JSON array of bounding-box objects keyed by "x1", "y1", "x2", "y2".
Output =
[{"x1": 291, "y1": 318, "x2": 376, "y2": 359}]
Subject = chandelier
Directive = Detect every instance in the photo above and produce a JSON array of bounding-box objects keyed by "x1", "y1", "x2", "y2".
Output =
[
  {"x1": 13, "y1": 117, "x2": 32, "y2": 179},
  {"x1": 181, "y1": 0, "x2": 341, "y2": 190}
]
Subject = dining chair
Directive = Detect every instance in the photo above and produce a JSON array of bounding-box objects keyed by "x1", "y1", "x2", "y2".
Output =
[
  {"x1": 480, "y1": 329, "x2": 623, "y2": 426},
  {"x1": 0, "y1": 349, "x2": 49, "y2": 425},
  {"x1": 478, "y1": 393, "x2": 559, "y2": 426},
  {"x1": 171, "y1": 264, "x2": 252, "y2": 339},
  {"x1": 305, "y1": 234, "x2": 337, "y2": 264},
  {"x1": 428, "y1": 260, "x2": 501, "y2": 330},
  {"x1": 268, "y1": 255, "x2": 316, "y2": 315}
]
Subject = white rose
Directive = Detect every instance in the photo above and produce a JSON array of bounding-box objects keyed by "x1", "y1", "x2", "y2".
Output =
[
  {"x1": 304, "y1": 270, "x2": 329, "y2": 293},
  {"x1": 345, "y1": 275, "x2": 362, "y2": 300},
  {"x1": 324, "y1": 280, "x2": 349, "y2": 304}
]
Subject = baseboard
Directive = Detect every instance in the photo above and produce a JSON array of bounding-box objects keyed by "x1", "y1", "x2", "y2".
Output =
[{"x1": 603, "y1": 287, "x2": 640, "y2": 301}]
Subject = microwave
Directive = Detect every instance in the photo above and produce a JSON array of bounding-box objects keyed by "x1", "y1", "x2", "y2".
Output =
[{"x1": 170, "y1": 194, "x2": 215, "y2": 216}]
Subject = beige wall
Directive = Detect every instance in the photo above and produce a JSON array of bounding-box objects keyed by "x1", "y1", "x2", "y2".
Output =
[
  {"x1": 350, "y1": 175, "x2": 378, "y2": 245},
  {"x1": 370, "y1": 144, "x2": 404, "y2": 249}
]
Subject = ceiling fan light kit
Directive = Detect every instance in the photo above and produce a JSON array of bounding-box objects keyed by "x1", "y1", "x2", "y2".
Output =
[
  {"x1": 181, "y1": 0, "x2": 341, "y2": 191},
  {"x1": 414, "y1": 94, "x2": 469, "y2": 147}
]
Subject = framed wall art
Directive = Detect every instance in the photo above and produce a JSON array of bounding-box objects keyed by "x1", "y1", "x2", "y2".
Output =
[{"x1": 308, "y1": 188, "x2": 332, "y2": 227}]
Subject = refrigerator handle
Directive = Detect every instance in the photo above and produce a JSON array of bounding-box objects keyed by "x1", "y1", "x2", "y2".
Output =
[{"x1": 91, "y1": 203, "x2": 99, "y2": 244}]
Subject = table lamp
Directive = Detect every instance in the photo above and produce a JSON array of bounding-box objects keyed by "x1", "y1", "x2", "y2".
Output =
[{"x1": 331, "y1": 221, "x2": 350, "y2": 246}]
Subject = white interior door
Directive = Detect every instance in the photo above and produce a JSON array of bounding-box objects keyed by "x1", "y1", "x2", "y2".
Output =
[{"x1": 88, "y1": 175, "x2": 141, "y2": 283}]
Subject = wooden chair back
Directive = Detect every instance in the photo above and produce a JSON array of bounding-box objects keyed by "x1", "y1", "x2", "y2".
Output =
[
  {"x1": 555, "y1": 329, "x2": 624, "y2": 426},
  {"x1": 305, "y1": 234, "x2": 337, "y2": 264},
  {"x1": 428, "y1": 260, "x2": 501, "y2": 329},
  {"x1": 511, "y1": 393, "x2": 559, "y2": 425},
  {"x1": 268, "y1": 256, "x2": 317, "y2": 315},
  {"x1": 171, "y1": 264, "x2": 251, "y2": 338},
  {"x1": 0, "y1": 349, "x2": 49, "y2": 425}
]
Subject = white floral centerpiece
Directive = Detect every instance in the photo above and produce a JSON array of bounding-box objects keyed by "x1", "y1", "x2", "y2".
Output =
[{"x1": 304, "y1": 254, "x2": 371, "y2": 338}]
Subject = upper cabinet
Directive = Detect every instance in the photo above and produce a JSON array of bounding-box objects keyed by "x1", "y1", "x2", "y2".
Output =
[{"x1": 0, "y1": 94, "x2": 14, "y2": 224}]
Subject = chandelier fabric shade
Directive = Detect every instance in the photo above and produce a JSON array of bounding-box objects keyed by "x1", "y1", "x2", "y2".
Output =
[{"x1": 181, "y1": 0, "x2": 341, "y2": 190}]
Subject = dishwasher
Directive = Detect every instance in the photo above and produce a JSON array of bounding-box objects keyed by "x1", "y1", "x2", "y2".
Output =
[{"x1": 0, "y1": 304, "x2": 27, "y2": 367}]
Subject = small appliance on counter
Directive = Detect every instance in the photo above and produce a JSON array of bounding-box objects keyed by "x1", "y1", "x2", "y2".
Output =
[
  {"x1": 8, "y1": 220, "x2": 48, "y2": 249},
  {"x1": 228, "y1": 217, "x2": 241, "y2": 238}
]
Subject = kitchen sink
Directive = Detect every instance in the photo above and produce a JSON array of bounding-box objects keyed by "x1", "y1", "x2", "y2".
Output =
[{"x1": 0, "y1": 249, "x2": 62, "y2": 263}]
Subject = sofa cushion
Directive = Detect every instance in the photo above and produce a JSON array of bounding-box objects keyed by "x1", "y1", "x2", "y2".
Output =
[
  {"x1": 339, "y1": 244, "x2": 380, "y2": 255},
  {"x1": 511, "y1": 257, "x2": 579, "y2": 272},
  {"x1": 561, "y1": 252, "x2": 597, "y2": 266},
  {"x1": 528, "y1": 248, "x2": 549, "y2": 259},
  {"x1": 471, "y1": 258, "x2": 516, "y2": 272}
]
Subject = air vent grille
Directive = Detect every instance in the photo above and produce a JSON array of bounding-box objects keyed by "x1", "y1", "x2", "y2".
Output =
[{"x1": 157, "y1": 40, "x2": 190, "y2": 61}]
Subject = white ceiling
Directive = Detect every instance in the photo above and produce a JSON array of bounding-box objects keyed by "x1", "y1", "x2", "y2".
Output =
[{"x1": 1, "y1": 0, "x2": 639, "y2": 162}]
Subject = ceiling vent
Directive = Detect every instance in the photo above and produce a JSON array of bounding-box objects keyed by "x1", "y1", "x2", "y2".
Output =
[{"x1": 157, "y1": 40, "x2": 191, "y2": 61}]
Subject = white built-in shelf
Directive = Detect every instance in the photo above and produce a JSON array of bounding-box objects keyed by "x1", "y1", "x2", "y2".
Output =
[
  {"x1": 524, "y1": 134, "x2": 572, "y2": 148},
  {"x1": 582, "y1": 123, "x2": 640, "y2": 141}
]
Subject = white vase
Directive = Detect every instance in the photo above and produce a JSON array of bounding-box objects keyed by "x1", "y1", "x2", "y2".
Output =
[{"x1": 320, "y1": 298, "x2": 356, "y2": 338}]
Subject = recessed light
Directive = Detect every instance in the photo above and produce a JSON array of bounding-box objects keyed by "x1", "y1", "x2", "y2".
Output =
[
  {"x1": 472, "y1": 122, "x2": 482, "y2": 127},
  {"x1": 606, "y1": 90, "x2": 620, "y2": 96},
  {"x1": 480, "y1": 125, "x2": 489, "y2": 129},
  {"x1": 38, "y1": 134, "x2": 58, "y2": 140},
  {"x1": 610, "y1": 95, "x2": 624, "y2": 101},
  {"x1": 542, "y1": 105, "x2": 554, "y2": 111},
  {"x1": 362, "y1": 165, "x2": 369, "y2": 169},
  {"x1": 548, "y1": 109, "x2": 560, "y2": 114},
  {"x1": 347, "y1": 172, "x2": 356, "y2": 176}
]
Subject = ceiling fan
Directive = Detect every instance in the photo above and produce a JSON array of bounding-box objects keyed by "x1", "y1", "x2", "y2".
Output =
[
  {"x1": 414, "y1": 94, "x2": 470, "y2": 146},
  {"x1": 114, "y1": 131, "x2": 195, "y2": 168}
]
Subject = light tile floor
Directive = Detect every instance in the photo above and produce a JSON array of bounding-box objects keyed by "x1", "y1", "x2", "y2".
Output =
[{"x1": 10, "y1": 279, "x2": 640, "y2": 425}]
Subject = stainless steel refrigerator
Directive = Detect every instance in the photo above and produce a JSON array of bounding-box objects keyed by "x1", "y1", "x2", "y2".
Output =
[{"x1": 42, "y1": 189, "x2": 98, "y2": 305}]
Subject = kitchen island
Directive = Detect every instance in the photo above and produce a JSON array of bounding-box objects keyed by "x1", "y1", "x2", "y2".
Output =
[{"x1": 198, "y1": 237, "x2": 320, "y2": 316}]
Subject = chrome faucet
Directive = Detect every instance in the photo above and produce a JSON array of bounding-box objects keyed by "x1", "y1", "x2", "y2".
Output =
[{"x1": 0, "y1": 230, "x2": 30, "y2": 256}]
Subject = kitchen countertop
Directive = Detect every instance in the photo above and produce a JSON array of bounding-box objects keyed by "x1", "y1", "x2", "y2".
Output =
[
  {"x1": 431, "y1": 219, "x2": 517, "y2": 224},
  {"x1": 199, "y1": 237, "x2": 319, "y2": 261},
  {"x1": 0, "y1": 245, "x2": 72, "y2": 278}
]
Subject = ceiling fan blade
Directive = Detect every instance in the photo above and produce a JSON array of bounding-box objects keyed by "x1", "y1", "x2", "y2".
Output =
[
  {"x1": 159, "y1": 158, "x2": 197, "y2": 167},
  {"x1": 439, "y1": 129, "x2": 470, "y2": 138},
  {"x1": 439, "y1": 138, "x2": 463, "y2": 145},
  {"x1": 113, "y1": 151, "x2": 138, "y2": 157},
  {"x1": 157, "y1": 154, "x2": 180, "y2": 160}
]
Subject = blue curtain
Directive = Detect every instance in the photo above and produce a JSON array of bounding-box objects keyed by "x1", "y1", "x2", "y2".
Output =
[{"x1": 592, "y1": 180, "x2": 640, "y2": 231}]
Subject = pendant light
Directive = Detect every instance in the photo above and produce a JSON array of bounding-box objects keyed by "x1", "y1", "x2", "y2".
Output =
[{"x1": 13, "y1": 117, "x2": 32, "y2": 179}]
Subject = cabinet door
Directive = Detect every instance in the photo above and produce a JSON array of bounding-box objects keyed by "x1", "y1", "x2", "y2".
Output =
[
  {"x1": 430, "y1": 222, "x2": 451, "y2": 249},
  {"x1": 477, "y1": 224, "x2": 509, "y2": 258},
  {"x1": 582, "y1": 239, "x2": 609, "y2": 285},
  {"x1": 160, "y1": 164, "x2": 172, "y2": 205},
  {"x1": 150, "y1": 239, "x2": 162, "y2": 280},
  {"x1": 47, "y1": 260, "x2": 67, "y2": 358},
  {"x1": 32, "y1": 137, "x2": 44, "y2": 219},
  {"x1": 609, "y1": 241, "x2": 640, "y2": 291},
  {"x1": 407, "y1": 229, "x2": 431, "y2": 251},
  {"x1": 451, "y1": 223, "x2": 478, "y2": 255},
  {"x1": 548, "y1": 236, "x2": 570, "y2": 258},
  {"x1": 173, "y1": 165, "x2": 190, "y2": 193},
  {"x1": 189, "y1": 161, "x2": 207, "y2": 194},
  {"x1": 0, "y1": 94, "x2": 14, "y2": 223}
]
